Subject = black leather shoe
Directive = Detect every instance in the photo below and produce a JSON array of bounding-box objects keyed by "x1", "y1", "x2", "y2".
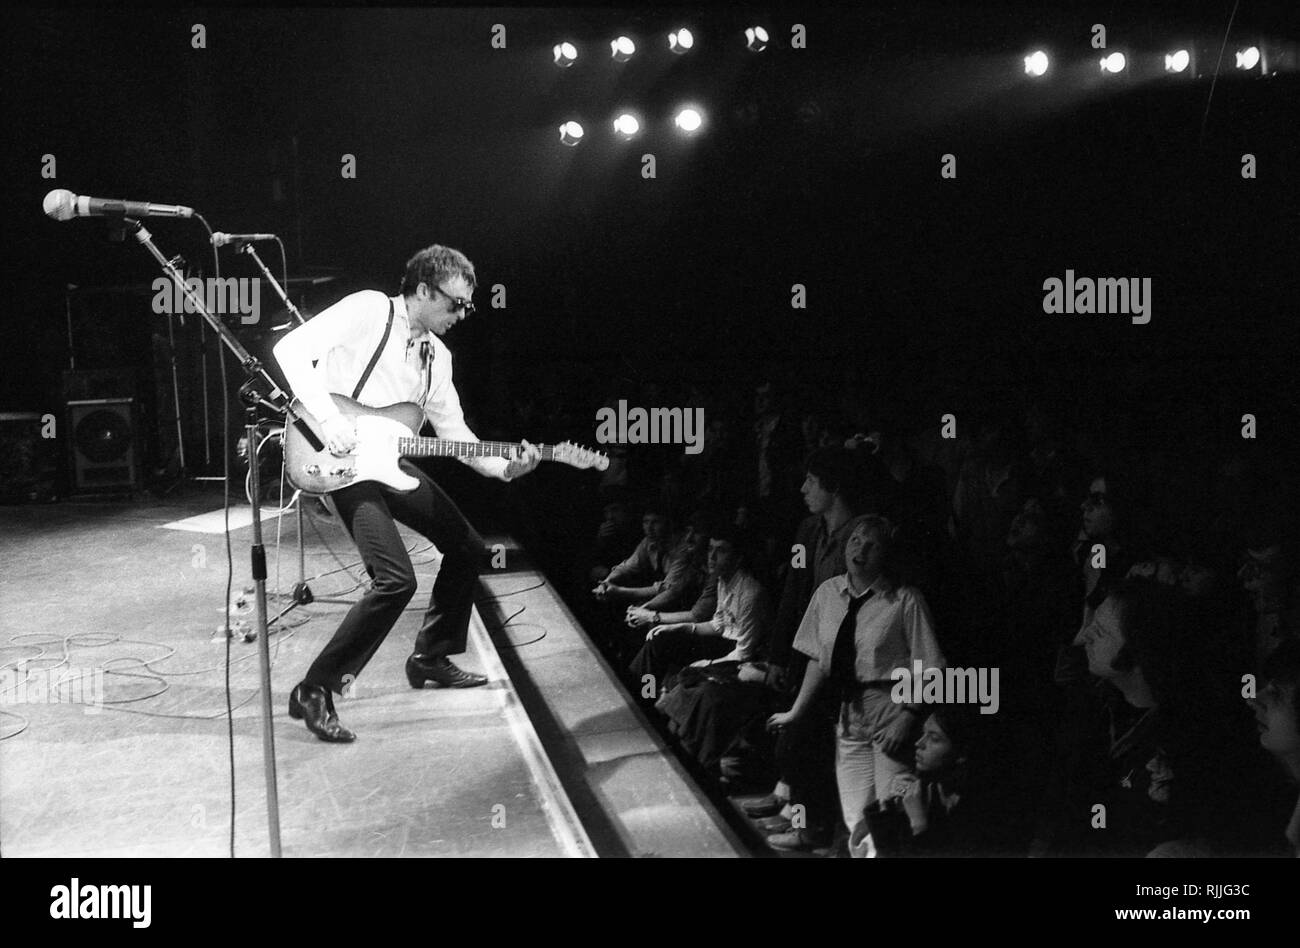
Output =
[
  {"x1": 405, "y1": 654, "x2": 488, "y2": 689},
  {"x1": 288, "y1": 682, "x2": 356, "y2": 742},
  {"x1": 742, "y1": 794, "x2": 787, "y2": 819}
]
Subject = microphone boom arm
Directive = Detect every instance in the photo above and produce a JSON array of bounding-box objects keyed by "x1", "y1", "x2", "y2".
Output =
[
  {"x1": 239, "y1": 241, "x2": 307, "y2": 327},
  {"x1": 125, "y1": 218, "x2": 321, "y2": 449}
]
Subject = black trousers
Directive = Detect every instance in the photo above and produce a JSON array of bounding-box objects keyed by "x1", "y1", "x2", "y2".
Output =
[
  {"x1": 629, "y1": 627, "x2": 736, "y2": 694},
  {"x1": 302, "y1": 460, "x2": 485, "y2": 695},
  {"x1": 775, "y1": 687, "x2": 840, "y2": 836}
]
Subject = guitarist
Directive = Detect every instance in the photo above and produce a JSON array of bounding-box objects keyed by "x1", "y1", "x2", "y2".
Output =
[{"x1": 273, "y1": 244, "x2": 541, "y2": 742}]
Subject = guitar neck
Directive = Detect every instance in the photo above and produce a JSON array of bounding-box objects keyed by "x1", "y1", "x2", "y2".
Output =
[{"x1": 398, "y1": 437, "x2": 554, "y2": 461}]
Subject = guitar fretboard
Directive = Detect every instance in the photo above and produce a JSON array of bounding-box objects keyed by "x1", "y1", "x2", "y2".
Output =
[{"x1": 397, "y1": 438, "x2": 556, "y2": 460}]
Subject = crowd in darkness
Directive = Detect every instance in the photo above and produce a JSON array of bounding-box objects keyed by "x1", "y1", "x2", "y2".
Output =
[{"x1": 555, "y1": 377, "x2": 1300, "y2": 857}]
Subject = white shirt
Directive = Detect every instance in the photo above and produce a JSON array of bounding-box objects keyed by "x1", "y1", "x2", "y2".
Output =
[
  {"x1": 273, "y1": 290, "x2": 509, "y2": 480},
  {"x1": 705, "y1": 568, "x2": 770, "y2": 663},
  {"x1": 793, "y1": 575, "x2": 945, "y2": 684}
]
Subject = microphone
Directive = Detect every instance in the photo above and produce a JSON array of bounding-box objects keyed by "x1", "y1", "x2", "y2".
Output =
[
  {"x1": 211, "y1": 232, "x2": 278, "y2": 248},
  {"x1": 43, "y1": 188, "x2": 194, "y2": 221}
]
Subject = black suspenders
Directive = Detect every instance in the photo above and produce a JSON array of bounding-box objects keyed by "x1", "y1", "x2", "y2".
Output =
[{"x1": 350, "y1": 297, "x2": 395, "y2": 400}]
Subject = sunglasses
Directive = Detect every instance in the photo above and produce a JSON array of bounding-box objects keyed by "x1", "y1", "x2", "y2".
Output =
[
  {"x1": 430, "y1": 283, "x2": 475, "y2": 317},
  {"x1": 1083, "y1": 491, "x2": 1110, "y2": 507}
]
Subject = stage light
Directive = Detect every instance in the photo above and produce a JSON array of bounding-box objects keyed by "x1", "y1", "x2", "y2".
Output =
[
  {"x1": 612, "y1": 113, "x2": 640, "y2": 138},
  {"x1": 553, "y1": 42, "x2": 578, "y2": 67},
  {"x1": 1164, "y1": 49, "x2": 1191, "y2": 73},
  {"x1": 669, "y1": 28, "x2": 694, "y2": 54},
  {"x1": 611, "y1": 36, "x2": 635, "y2": 62},
  {"x1": 1100, "y1": 52, "x2": 1126, "y2": 74},
  {"x1": 674, "y1": 107, "x2": 703, "y2": 133},
  {"x1": 559, "y1": 121, "x2": 584, "y2": 146},
  {"x1": 1235, "y1": 46, "x2": 1260, "y2": 71},
  {"x1": 745, "y1": 27, "x2": 769, "y2": 52},
  {"x1": 1024, "y1": 51, "x2": 1049, "y2": 77},
  {"x1": 1162, "y1": 49, "x2": 1190, "y2": 73}
]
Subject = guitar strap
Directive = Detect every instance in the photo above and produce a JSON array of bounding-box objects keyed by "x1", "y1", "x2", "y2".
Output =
[{"x1": 351, "y1": 297, "x2": 395, "y2": 401}]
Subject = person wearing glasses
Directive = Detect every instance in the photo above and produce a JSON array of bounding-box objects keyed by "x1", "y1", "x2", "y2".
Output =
[{"x1": 272, "y1": 244, "x2": 541, "y2": 742}]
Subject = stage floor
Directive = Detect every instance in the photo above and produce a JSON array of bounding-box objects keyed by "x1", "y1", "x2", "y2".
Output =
[{"x1": 0, "y1": 488, "x2": 592, "y2": 858}]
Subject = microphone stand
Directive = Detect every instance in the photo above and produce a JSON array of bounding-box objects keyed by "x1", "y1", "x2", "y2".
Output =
[
  {"x1": 235, "y1": 241, "x2": 331, "y2": 629},
  {"x1": 161, "y1": 255, "x2": 189, "y2": 491},
  {"x1": 124, "y1": 218, "x2": 323, "y2": 859}
]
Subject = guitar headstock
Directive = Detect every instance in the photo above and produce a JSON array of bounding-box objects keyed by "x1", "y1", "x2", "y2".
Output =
[{"x1": 553, "y1": 441, "x2": 609, "y2": 472}]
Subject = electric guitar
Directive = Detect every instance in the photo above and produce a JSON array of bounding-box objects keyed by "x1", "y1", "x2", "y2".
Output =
[{"x1": 284, "y1": 393, "x2": 608, "y2": 494}]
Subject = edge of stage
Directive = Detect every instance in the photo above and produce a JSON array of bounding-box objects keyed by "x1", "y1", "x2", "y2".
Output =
[{"x1": 0, "y1": 488, "x2": 745, "y2": 858}]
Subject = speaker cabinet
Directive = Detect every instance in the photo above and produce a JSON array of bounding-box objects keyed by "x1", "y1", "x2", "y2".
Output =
[{"x1": 68, "y1": 398, "x2": 140, "y2": 492}]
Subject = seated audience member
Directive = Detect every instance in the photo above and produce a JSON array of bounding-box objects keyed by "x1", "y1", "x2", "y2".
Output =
[
  {"x1": 767, "y1": 515, "x2": 946, "y2": 844},
  {"x1": 1044, "y1": 471, "x2": 1149, "y2": 823},
  {"x1": 1071, "y1": 470, "x2": 1148, "y2": 642},
  {"x1": 1063, "y1": 579, "x2": 1230, "y2": 856},
  {"x1": 592, "y1": 506, "x2": 680, "y2": 607},
  {"x1": 620, "y1": 514, "x2": 719, "y2": 672},
  {"x1": 654, "y1": 657, "x2": 787, "y2": 782},
  {"x1": 1235, "y1": 517, "x2": 1299, "y2": 667},
  {"x1": 629, "y1": 524, "x2": 771, "y2": 688},
  {"x1": 586, "y1": 496, "x2": 641, "y2": 585},
  {"x1": 853, "y1": 704, "x2": 1008, "y2": 856},
  {"x1": 624, "y1": 510, "x2": 714, "y2": 624},
  {"x1": 1253, "y1": 639, "x2": 1300, "y2": 856},
  {"x1": 1050, "y1": 470, "x2": 1144, "y2": 686}
]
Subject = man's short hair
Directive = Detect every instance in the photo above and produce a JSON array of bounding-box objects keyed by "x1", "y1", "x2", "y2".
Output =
[
  {"x1": 709, "y1": 522, "x2": 755, "y2": 561},
  {"x1": 641, "y1": 503, "x2": 672, "y2": 522},
  {"x1": 400, "y1": 244, "x2": 477, "y2": 297},
  {"x1": 805, "y1": 446, "x2": 857, "y2": 497}
]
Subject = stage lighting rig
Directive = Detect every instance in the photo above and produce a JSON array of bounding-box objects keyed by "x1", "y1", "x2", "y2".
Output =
[
  {"x1": 611, "y1": 36, "x2": 635, "y2": 62},
  {"x1": 613, "y1": 113, "x2": 641, "y2": 139},
  {"x1": 1164, "y1": 49, "x2": 1191, "y2": 74},
  {"x1": 559, "y1": 120, "x2": 584, "y2": 145},
  {"x1": 1100, "y1": 51, "x2": 1127, "y2": 75},
  {"x1": 674, "y1": 107, "x2": 704, "y2": 133},
  {"x1": 553, "y1": 41, "x2": 578, "y2": 67}
]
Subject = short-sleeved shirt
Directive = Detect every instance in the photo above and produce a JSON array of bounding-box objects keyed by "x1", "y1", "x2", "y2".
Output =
[
  {"x1": 710, "y1": 569, "x2": 770, "y2": 662},
  {"x1": 793, "y1": 576, "x2": 945, "y2": 685}
]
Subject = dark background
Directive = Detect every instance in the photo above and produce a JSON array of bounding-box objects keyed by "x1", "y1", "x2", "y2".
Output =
[{"x1": 2, "y1": 2, "x2": 1297, "y2": 477}]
